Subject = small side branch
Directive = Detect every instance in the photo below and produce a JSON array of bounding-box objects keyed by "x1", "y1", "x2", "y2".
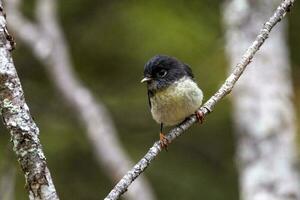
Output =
[
  {"x1": 104, "y1": 0, "x2": 296, "y2": 199},
  {"x1": 0, "y1": 2, "x2": 59, "y2": 200}
]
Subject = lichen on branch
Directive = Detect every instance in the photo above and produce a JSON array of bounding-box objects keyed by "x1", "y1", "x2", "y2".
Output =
[{"x1": 0, "y1": 1, "x2": 59, "y2": 200}]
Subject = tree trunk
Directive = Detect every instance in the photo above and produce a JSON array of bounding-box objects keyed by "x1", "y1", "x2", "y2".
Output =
[{"x1": 223, "y1": 0, "x2": 300, "y2": 199}]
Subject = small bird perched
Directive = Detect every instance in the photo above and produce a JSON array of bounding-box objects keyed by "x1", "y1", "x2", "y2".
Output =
[{"x1": 141, "y1": 55, "x2": 204, "y2": 148}]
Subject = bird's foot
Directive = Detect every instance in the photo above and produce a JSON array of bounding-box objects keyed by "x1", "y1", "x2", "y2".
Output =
[
  {"x1": 195, "y1": 110, "x2": 205, "y2": 124},
  {"x1": 159, "y1": 132, "x2": 169, "y2": 150}
]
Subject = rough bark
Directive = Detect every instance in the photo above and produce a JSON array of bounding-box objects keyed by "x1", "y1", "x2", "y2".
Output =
[
  {"x1": 5, "y1": 0, "x2": 155, "y2": 200},
  {"x1": 223, "y1": 0, "x2": 300, "y2": 199},
  {"x1": 104, "y1": 0, "x2": 296, "y2": 199},
  {"x1": 0, "y1": 1, "x2": 59, "y2": 200}
]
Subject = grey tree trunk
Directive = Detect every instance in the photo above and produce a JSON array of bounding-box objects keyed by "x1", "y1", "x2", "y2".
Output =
[{"x1": 223, "y1": 0, "x2": 300, "y2": 200}]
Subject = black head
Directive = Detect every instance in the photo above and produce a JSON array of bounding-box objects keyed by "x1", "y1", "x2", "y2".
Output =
[{"x1": 141, "y1": 55, "x2": 194, "y2": 91}]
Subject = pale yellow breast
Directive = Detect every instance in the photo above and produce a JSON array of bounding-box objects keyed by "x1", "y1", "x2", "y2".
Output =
[{"x1": 150, "y1": 77, "x2": 203, "y2": 126}]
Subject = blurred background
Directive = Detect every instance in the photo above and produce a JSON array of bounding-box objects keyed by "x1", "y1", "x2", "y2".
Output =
[{"x1": 0, "y1": 0, "x2": 300, "y2": 199}]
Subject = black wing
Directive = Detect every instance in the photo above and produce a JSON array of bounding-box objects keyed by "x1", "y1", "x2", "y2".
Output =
[
  {"x1": 147, "y1": 90, "x2": 153, "y2": 109},
  {"x1": 183, "y1": 64, "x2": 194, "y2": 79}
]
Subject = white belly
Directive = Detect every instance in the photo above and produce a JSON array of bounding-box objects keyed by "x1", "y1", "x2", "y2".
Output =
[{"x1": 150, "y1": 77, "x2": 203, "y2": 126}]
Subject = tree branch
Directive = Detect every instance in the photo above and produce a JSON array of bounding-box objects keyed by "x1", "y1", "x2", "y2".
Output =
[
  {"x1": 0, "y1": 1, "x2": 59, "y2": 200},
  {"x1": 6, "y1": 0, "x2": 156, "y2": 199},
  {"x1": 104, "y1": 0, "x2": 296, "y2": 199}
]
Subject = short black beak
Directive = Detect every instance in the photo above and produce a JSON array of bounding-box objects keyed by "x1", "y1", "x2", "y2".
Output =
[{"x1": 141, "y1": 77, "x2": 152, "y2": 83}]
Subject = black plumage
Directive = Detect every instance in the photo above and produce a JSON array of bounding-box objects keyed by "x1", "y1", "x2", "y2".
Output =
[{"x1": 143, "y1": 55, "x2": 194, "y2": 108}]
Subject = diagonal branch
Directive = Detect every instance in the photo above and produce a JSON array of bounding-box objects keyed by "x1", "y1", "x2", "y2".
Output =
[
  {"x1": 6, "y1": 0, "x2": 156, "y2": 199},
  {"x1": 104, "y1": 0, "x2": 296, "y2": 199},
  {"x1": 0, "y1": 1, "x2": 59, "y2": 200}
]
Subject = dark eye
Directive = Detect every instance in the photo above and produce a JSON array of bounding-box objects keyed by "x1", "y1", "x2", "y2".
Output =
[{"x1": 156, "y1": 69, "x2": 167, "y2": 78}]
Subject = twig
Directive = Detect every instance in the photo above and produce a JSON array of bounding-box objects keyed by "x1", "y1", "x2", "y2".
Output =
[
  {"x1": 104, "y1": 0, "x2": 296, "y2": 199},
  {"x1": 0, "y1": 1, "x2": 59, "y2": 200}
]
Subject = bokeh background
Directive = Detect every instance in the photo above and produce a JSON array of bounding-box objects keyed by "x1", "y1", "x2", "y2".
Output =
[{"x1": 0, "y1": 0, "x2": 299, "y2": 199}]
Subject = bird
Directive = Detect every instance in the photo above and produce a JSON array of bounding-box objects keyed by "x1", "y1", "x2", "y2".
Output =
[{"x1": 141, "y1": 55, "x2": 204, "y2": 149}]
